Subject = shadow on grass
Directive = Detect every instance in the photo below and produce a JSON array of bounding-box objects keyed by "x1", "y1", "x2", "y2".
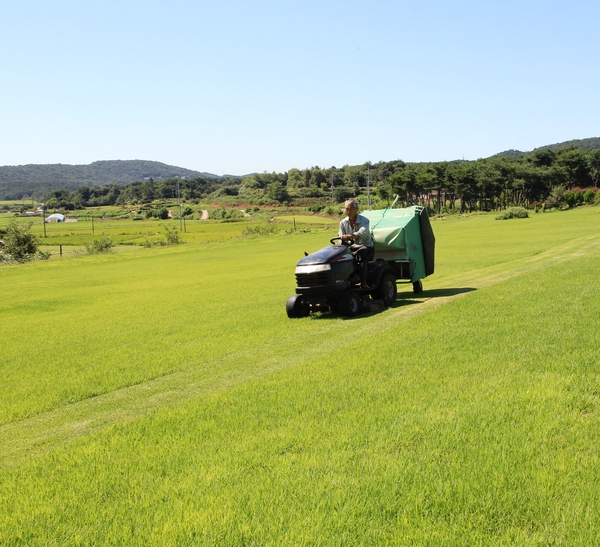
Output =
[
  {"x1": 398, "y1": 286, "x2": 478, "y2": 301},
  {"x1": 313, "y1": 287, "x2": 477, "y2": 321}
]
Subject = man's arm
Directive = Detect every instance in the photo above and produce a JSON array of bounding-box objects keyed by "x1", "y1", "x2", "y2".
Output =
[
  {"x1": 354, "y1": 217, "x2": 369, "y2": 237},
  {"x1": 339, "y1": 219, "x2": 351, "y2": 239}
]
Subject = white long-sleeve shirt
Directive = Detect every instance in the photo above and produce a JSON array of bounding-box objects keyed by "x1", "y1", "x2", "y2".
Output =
[{"x1": 338, "y1": 214, "x2": 373, "y2": 247}]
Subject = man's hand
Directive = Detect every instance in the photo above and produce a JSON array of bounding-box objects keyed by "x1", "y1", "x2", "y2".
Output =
[{"x1": 341, "y1": 233, "x2": 354, "y2": 243}]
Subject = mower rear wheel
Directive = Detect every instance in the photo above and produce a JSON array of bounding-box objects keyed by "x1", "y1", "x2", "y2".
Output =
[
  {"x1": 413, "y1": 280, "x2": 423, "y2": 294},
  {"x1": 337, "y1": 290, "x2": 362, "y2": 317},
  {"x1": 286, "y1": 294, "x2": 310, "y2": 318},
  {"x1": 374, "y1": 272, "x2": 397, "y2": 306}
]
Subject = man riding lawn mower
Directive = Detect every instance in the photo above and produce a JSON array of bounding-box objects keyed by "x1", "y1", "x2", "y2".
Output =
[{"x1": 286, "y1": 200, "x2": 435, "y2": 318}]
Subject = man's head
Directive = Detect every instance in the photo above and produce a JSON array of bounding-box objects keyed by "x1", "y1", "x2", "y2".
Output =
[{"x1": 344, "y1": 199, "x2": 359, "y2": 218}]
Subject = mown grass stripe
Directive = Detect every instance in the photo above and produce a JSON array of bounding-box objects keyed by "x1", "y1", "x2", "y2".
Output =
[{"x1": 2, "y1": 232, "x2": 599, "y2": 467}]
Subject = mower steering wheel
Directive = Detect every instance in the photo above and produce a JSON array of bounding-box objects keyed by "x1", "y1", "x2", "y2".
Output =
[{"x1": 330, "y1": 236, "x2": 353, "y2": 245}]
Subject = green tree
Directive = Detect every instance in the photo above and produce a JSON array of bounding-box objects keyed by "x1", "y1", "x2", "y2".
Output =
[
  {"x1": 141, "y1": 180, "x2": 156, "y2": 202},
  {"x1": 333, "y1": 187, "x2": 355, "y2": 203},
  {"x1": 345, "y1": 168, "x2": 366, "y2": 187},
  {"x1": 389, "y1": 166, "x2": 420, "y2": 206},
  {"x1": 76, "y1": 186, "x2": 91, "y2": 204},
  {"x1": 475, "y1": 160, "x2": 503, "y2": 211},
  {"x1": 309, "y1": 171, "x2": 326, "y2": 188},
  {"x1": 530, "y1": 148, "x2": 556, "y2": 168},
  {"x1": 430, "y1": 162, "x2": 449, "y2": 213},
  {"x1": 266, "y1": 181, "x2": 289, "y2": 203},
  {"x1": 447, "y1": 163, "x2": 477, "y2": 212},
  {"x1": 543, "y1": 165, "x2": 568, "y2": 191},
  {"x1": 589, "y1": 150, "x2": 600, "y2": 187},
  {"x1": 556, "y1": 148, "x2": 591, "y2": 188},
  {"x1": 286, "y1": 169, "x2": 304, "y2": 188}
]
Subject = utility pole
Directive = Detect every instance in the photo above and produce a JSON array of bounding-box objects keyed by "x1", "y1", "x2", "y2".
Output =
[
  {"x1": 177, "y1": 180, "x2": 182, "y2": 232},
  {"x1": 41, "y1": 203, "x2": 46, "y2": 238},
  {"x1": 367, "y1": 164, "x2": 370, "y2": 207},
  {"x1": 331, "y1": 173, "x2": 334, "y2": 205}
]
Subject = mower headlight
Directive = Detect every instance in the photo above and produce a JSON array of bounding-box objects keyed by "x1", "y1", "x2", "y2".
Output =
[{"x1": 295, "y1": 264, "x2": 332, "y2": 274}]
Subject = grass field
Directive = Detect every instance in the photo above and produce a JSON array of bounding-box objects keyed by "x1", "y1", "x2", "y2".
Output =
[
  {"x1": 0, "y1": 210, "x2": 335, "y2": 250},
  {"x1": 1, "y1": 207, "x2": 600, "y2": 545}
]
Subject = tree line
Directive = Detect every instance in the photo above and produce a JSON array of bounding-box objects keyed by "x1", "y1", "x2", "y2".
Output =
[{"x1": 34, "y1": 146, "x2": 600, "y2": 212}]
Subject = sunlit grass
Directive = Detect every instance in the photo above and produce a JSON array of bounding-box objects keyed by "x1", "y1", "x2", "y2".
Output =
[
  {"x1": 276, "y1": 214, "x2": 339, "y2": 225},
  {"x1": 0, "y1": 210, "x2": 338, "y2": 248},
  {"x1": 1, "y1": 206, "x2": 600, "y2": 545}
]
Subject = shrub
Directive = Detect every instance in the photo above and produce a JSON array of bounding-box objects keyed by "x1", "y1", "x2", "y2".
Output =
[
  {"x1": 154, "y1": 207, "x2": 169, "y2": 220},
  {"x1": 163, "y1": 226, "x2": 181, "y2": 246},
  {"x1": 285, "y1": 227, "x2": 312, "y2": 235},
  {"x1": 496, "y1": 207, "x2": 529, "y2": 220},
  {"x1": 84, "y1": 237, "x2": 114, "y2": 254},
  {"x1": 545, "y1": 185, "x2": 567, "y2": 209},
  {"x1": 583, "y1": 189, "x2": 596, "y2": 204},
  {"x1": 323, "y1": 206, "x2": 341, "y2": 216},
  {"x1": 0, "y1": 220, "x2": 48, "y2": 263},
  {"x1": 210, "y1": 208, "x2": 244, "y2": 220},
  {"x1": 241, "y1": 223, "x2": 278, "y2": 237}
]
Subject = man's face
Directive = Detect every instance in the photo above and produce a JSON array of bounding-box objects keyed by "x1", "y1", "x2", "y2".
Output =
[{"x1": 345, "y1": 204, "x2": 356, "y2": 216}]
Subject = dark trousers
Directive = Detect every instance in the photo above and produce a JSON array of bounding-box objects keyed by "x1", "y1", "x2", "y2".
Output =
[{"x1": 350, "y1": 245, "x2": 374, "y2": 286}]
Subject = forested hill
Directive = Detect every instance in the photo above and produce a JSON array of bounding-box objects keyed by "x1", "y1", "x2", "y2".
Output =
[
  {"x1": 3, "y1": 137, "x2": 600, "y2": 201},
  {"x1": 495, "y1": 137, "x2": 600, "y2": 157},
  {"x1": 533, "y1": 137, "x2": 600, "y2": 152},
  {"x1": 0, "y1": 160, "x2": 218, "y2": 200}
]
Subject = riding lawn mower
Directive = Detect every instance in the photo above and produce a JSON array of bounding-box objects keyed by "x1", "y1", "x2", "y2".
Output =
[{"x1": 286, "y1": 205, "x2": 435, "y2": 318}]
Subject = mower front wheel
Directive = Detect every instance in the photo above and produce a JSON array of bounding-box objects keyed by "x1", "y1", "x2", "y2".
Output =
[
  {"x1": 413, "y1": 280, "x2": 423, "y2": 294},
  {"x1": 286, "y1": 294, "x2": 310, "y2": 318}
]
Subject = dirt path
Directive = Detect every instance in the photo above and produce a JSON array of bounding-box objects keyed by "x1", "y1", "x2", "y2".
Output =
[
  {"x1": 2, "y1": 233, "x2": 600, "y2": 466},
  {"x1": 201, "y1": 210, "x2": 209, "y2": 219}
]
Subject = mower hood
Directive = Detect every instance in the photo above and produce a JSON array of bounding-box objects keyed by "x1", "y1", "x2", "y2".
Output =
[{"x1": 296, "y1": 245, "x2": 352, "y2": 266}]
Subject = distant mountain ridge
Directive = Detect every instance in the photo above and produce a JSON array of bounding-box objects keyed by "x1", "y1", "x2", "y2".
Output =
[
  {"x1": 0, "y1": 160, "x2": 220, "y2": 200},
  {"x1": 494, "y1": 137, "x2": 600, "y2": 157},
  {"x1": 0, "y1": 160, "x2": 217, "y2": 186}
]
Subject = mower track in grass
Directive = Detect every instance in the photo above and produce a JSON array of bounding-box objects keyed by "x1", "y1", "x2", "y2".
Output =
[{"x1": 1, "y1": 232, "x2": 600, "y2": 467}]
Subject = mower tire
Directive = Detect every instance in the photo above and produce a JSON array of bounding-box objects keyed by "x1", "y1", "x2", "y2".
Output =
[
  {"x1": 336, "y1": 290, "x2": 362, "y2": 317},
  {"x1": 286, "y1": 294, "x2": 310, "y2": 318},
  {"x1": 373, "y1": 272, "x2": 397, "y2": 306}
]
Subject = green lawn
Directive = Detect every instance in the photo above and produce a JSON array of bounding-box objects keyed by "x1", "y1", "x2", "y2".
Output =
[
  {"x1": 0, "y1": 208, "x2": 336, "y2": 249},
  {"x1": 275, "y1": 214, "x2": 340, "y2": 225},
  {"x1": 1, "y1": 207, "x2": 600, "y2": 545}
]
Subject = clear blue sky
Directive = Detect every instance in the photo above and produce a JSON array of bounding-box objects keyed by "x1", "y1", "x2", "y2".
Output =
[{"x1": 2, "y1": 0, "x2": 599, "y2": 175}]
